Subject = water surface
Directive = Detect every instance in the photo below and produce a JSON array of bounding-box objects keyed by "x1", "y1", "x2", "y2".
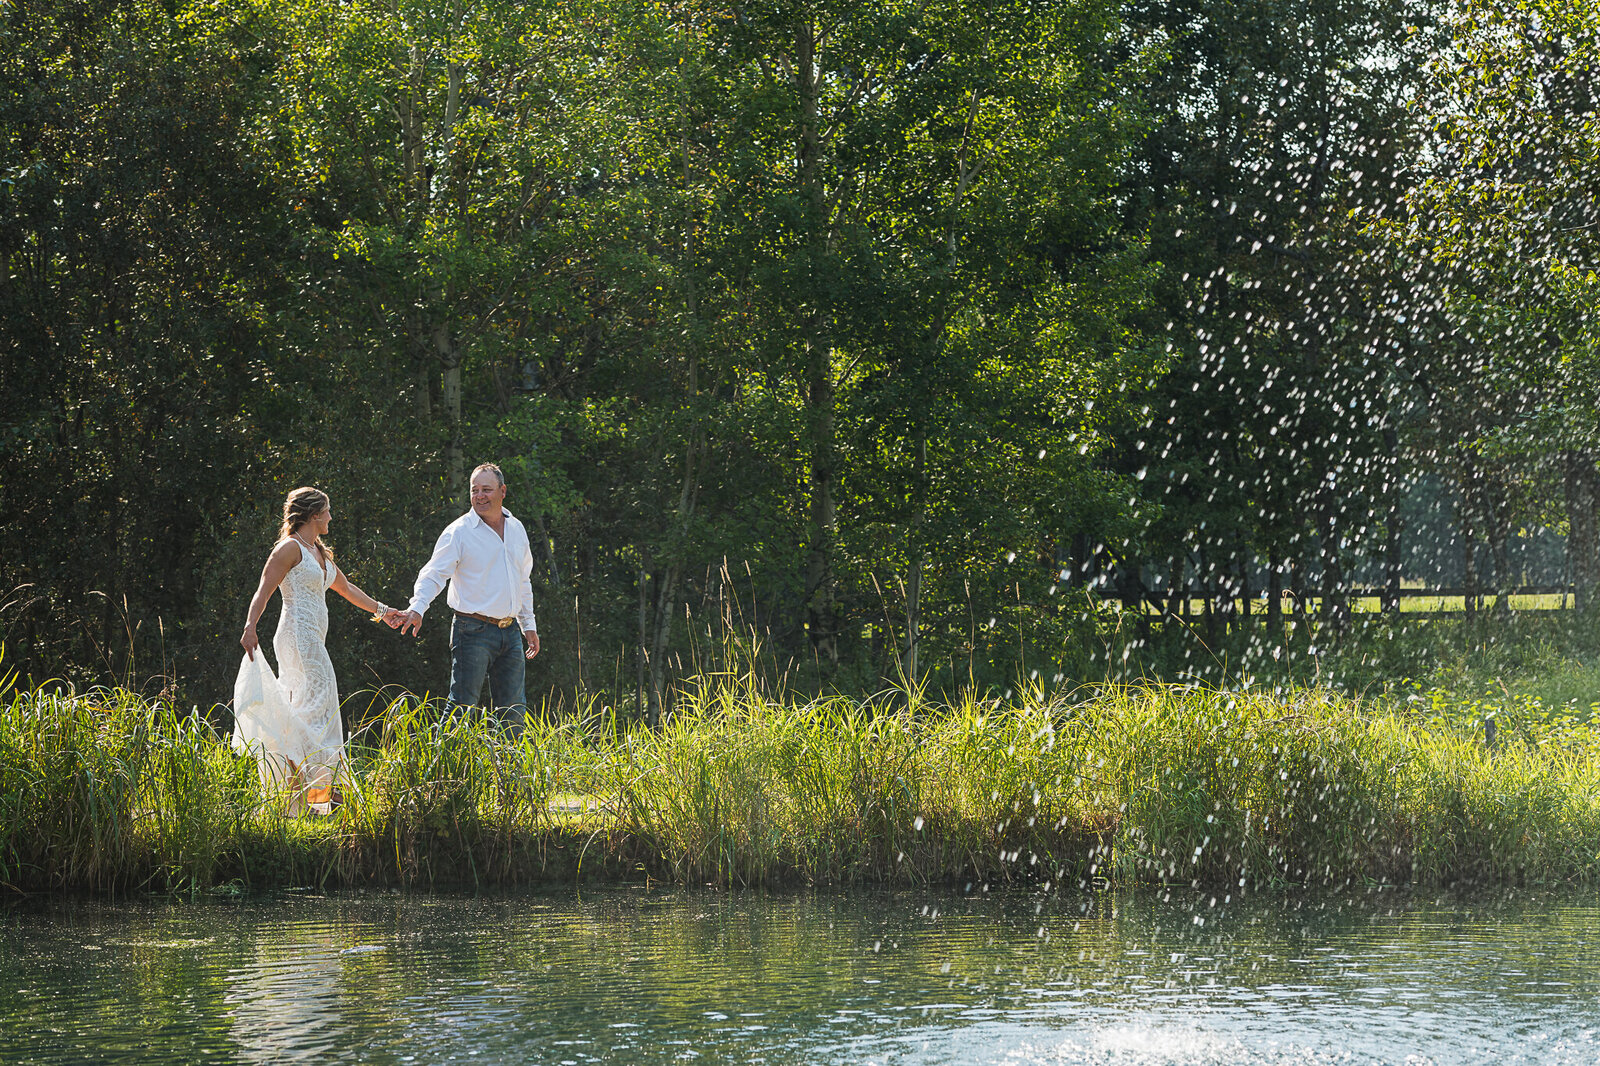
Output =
[{"x1": 2, "y1": 886, "x2": 1596, "y2": 1064}]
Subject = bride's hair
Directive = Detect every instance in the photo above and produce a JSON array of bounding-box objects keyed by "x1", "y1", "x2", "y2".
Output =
[{"x1": 280, "y1": 486, "x2": 334, "y2": 558}]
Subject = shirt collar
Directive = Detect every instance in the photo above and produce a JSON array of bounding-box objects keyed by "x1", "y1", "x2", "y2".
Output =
[{"x1": 463, "y1": 507, "x2": 514, "y2": 528}]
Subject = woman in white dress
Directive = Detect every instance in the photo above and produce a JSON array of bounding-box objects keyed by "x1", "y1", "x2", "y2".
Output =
[{"x1": 236, "y1": 487, "x2": 397, "y2": 813}]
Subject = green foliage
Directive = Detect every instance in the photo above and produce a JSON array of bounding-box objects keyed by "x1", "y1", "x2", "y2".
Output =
[
  {"x1": 1366, "y1": 0, "x2": 1600, "y2": 584},
  {"x1": 11, "y1": 0, "x2": 1600, "y2": 721},
  {"x1": 0, "y1": 0, "x2": 1170, "y2": 707},
  {"x1": 0, "y1": 0, "x2": 296, "y2": 687}
]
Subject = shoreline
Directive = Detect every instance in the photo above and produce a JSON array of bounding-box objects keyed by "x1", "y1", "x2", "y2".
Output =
[{"x1": 4, "y1": 682, "x2": 1597, "y2": 896}]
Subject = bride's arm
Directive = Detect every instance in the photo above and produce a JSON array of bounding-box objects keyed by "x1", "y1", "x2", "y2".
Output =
[
  {"x1": 330, "y1": 566, "x2": 391, "y2": 619},
  {"x1": 241, "y1": 541, "x2": 300, "y2": 659}
]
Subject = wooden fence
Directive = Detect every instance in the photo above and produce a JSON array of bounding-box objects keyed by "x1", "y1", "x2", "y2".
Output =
[{"x1": 1136, "y1": 584, "x2": 1577, "y2": 621}]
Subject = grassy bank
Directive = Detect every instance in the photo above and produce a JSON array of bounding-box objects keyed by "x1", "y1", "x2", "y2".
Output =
[{"x1": 3, "y1": 674, "x2": 1598, "y2": 895}]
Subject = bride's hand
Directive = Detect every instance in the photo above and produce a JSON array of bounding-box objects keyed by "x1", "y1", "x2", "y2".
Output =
[{"x1": 241, "y1": 622, "x2": 259, "y2": 661}]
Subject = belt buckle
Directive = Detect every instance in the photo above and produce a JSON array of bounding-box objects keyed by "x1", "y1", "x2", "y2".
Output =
[{"x1": 496, "y1": 616, "x2": 514, "y2": 628}]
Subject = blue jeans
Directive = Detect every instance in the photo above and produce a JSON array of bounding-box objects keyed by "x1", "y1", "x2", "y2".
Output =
[{"x1": 448, "y1": 615, "x2": 528, "y2": 735}]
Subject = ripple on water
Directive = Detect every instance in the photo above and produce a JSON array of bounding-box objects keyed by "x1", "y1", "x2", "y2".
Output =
[{"x1": 0, "y1": 890, "x2": 1597, "y2": 1065}]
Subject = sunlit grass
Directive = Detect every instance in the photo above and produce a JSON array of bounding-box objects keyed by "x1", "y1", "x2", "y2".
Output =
[{"x1": 3, "y1": 671, "x2": 1598, "y2": 894}]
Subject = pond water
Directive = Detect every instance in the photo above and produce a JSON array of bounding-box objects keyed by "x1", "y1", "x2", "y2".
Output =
[{"x1": 1, "y1": 886, "x2": 1596, "y2": 1065}]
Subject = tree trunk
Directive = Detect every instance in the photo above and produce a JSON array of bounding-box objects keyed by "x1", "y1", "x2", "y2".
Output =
[
  {"x1": 399, "y1": 70, "x2": 433, "y2": 429},
  {"x1": 1167, "y1": 558, "x2": 1185, "y2": 622},
  {"x1": 640, "y1": 78, "x2": 711, "y2": 721},
  {"x1": 1461, "y1": 505, "x2": 1479, "y2": 622},
  {"x1": 1384, "y1": 513, "x2": 1403, "y2": 614},
  {"x1": 637, "y1": 563, "x2": 650, "y2": 724},
  {"x1": 1205, "y1": 573, "x2": 1221, "y2": 645},
  {"x1": 1290, "y1": 552, "x2": 1308, "y2": 631},
  {"x1": 1383, "y1": 427, "x2": 1402, "y2": 614},
  {"x1": 795, "y1": 17, "x2": 840, "y2": 674},
  {"x1": 439, "y1": 56, "x2": 466, "y2": 498},
  {"x1": 1200, "y1": 548, "x2": 1220, "y2": 645},
  {"x1": 401, "y1": 44, "x2": 470, "y2": 497},
  {"x1": 412, "y1": 342, "x2": 433, "y2": 424},
  {"x1": 648, "y1": 566, "x2": 679, "y2": 726},
  {"x1": 900, "y1": 433, "x2": 927, "y2": 681},
  {"x1": 1486, "y1": 478, "x2": 1511, "y2": 618},
  {"x1": 572, "y1": 591, "x2": 582, "y2": 699},
  {"x1": 1266, "y1": 545, "x2": 1282, "y2": 639},
  {"x1": 531, "y1": 512, "x2": 561, "y2": 588},
  {"x1": 901, "y1": 556, "x2": 923, "y2": 682},
  {"x1": 644, "y1": 466, "x2": 697, "y2": 723},
  {"x1": 1070, "y1": 533, "x2": 1090, "y2": 591},
  {"x1": 1236, "y1": 544, "x2": 1251, "y2": 632},
  {"x1": 1317, "y1": 493, "x2": 1348, "y2": 634},
  {"x1": 437, "y1": 323, "x2": 464, "y2": 499},
  {"x1": 1564, "y1": 450, "x2": 1599, "y2": 610},
  {"x1": 1458, "y1": 451, "x2": 1490, "y2": 618},
  {"x1": 638, "y1": 368, "x2": 701, "y2": 725}
]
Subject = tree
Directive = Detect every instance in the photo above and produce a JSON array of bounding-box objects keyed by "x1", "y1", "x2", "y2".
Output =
[
  {"x1": 0, "y1": 0, "x2": 292, "y2": 686},
  {"x1": 689, "y1": 0, "x2": 1157, "y2": 682},
  {"x1": 1382, "y1": 0, "x2": 1600, "y2": 607},
  {"x1": 249, "y1": 0, "x2": 621, "y2": 497},
  {"x1": 1117, "y1": 0, "x2": 1434, "y2": 643}
]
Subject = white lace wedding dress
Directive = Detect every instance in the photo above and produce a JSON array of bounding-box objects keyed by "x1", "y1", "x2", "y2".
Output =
[{"x1": 233, "y1": 539, "x2": 345, "y2": 802}]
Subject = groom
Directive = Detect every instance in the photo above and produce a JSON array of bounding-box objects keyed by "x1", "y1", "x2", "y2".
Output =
[{"x1": 394, "y1": 463, "x2": 541, "y2": 733}]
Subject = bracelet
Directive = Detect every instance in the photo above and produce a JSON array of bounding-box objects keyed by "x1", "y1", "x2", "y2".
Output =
[{"x1": 370, "y1": 604, "x2": 391, "y2": 623}]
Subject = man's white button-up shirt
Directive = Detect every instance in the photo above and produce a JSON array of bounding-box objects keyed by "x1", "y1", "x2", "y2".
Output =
[{"x1": 407, "y1": 508, "x2": 537, "y2": 632}]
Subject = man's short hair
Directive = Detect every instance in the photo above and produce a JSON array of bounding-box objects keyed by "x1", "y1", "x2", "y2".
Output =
[{"x1": 471, "y1": 463, "x2": 506, "y2": 487}]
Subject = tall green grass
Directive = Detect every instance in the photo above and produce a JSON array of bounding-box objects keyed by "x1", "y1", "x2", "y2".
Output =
[{"x1": 3, "y1": 673, "x2": 1598, "y2": 895}]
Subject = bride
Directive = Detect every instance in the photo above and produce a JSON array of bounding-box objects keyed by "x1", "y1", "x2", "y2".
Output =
[{"x1": 235, "y1": 487, "x2": 398, "y2": 813}]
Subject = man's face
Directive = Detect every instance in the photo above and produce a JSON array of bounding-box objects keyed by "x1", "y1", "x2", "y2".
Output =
[{"x1": 470, "y1": 473, "x2": 506, "y2": 516}]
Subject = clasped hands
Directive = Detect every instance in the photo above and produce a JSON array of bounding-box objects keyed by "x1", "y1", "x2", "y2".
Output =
[
  {"x1": 384, "y1": 609, "x2": 423, "y2": 635},
  {"x1": 382, "y1": 609, "x2": 540, "y2": 659}
]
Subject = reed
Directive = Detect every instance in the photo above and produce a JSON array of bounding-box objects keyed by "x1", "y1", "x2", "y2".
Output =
[{"x1": 2, "y1": 673, "x2": 1598, "y2": 895}]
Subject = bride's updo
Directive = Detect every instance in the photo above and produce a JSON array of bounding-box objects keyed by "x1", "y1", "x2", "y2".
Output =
[{"x1": 279, "y1": 486, "x2": 333, "y2": 557}]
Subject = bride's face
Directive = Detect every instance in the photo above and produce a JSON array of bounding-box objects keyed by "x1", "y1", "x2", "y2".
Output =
[{"x1": 310, "y1": 505, "x2": 332, "y2": 537}]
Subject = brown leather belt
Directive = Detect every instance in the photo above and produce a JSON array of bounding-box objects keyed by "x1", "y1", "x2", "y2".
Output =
[{"x1": 455, "y1": 610, "x2": 516, "y2": 628}]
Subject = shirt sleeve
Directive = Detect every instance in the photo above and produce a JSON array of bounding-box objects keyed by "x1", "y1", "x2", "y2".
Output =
[
  {"x1": 408, "y1": 523, "x2": 460, "y2": 617},
  {"x1": 516, "y1": 521, "x2": 538, "y2": 633}
]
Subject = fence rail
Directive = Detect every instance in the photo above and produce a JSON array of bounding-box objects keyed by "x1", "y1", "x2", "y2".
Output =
[
  {"x1": 1132, "y1": 584, "x2": 1578, "y2": 619},
  {"x1": 1339, "y1": 584, "x2": 1574, "y2": 600}
]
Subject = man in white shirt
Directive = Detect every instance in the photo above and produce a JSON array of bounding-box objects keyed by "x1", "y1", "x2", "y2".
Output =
[{"x1": 395, "y1": 463, "x2": 542, "y2": 733}]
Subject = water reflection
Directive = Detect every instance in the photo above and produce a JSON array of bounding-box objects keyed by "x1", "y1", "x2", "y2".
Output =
[
  {"x1": 1, "y1": 888, "x2": 1597, "y2": 1064},
  {"x1": 225, "y1": 925, "x2": 353, "y2": 1064}
]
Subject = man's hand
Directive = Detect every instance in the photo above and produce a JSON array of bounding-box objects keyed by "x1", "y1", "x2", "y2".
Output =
[
  {"x1": 381, "y1": 608, "x2": 407, "y2": 628},
  {"x1": 524, "y1": 629, "x2": 540, "y2": 660},
  {"x1": 398, "y1": 610, "x2": 423, "y2": 637}
]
